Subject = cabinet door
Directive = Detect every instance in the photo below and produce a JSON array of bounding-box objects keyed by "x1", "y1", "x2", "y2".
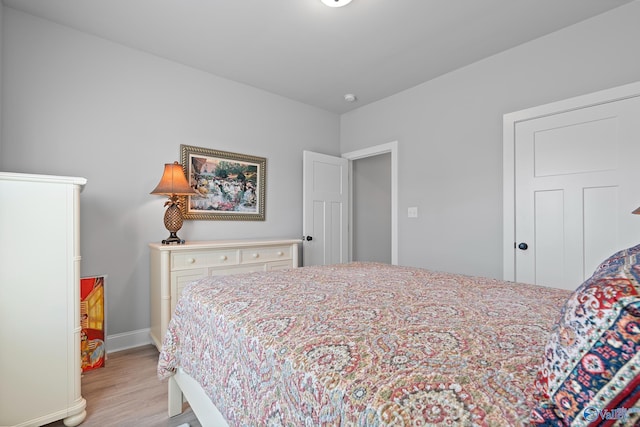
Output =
[
  {"x1": 171, "y1": 269, "x2": 207, "y2": 312},
  {"x1": 1, "y1": 177, "x2": 85, "y2": 426}
]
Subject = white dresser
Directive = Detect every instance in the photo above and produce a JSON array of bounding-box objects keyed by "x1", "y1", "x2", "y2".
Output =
[
  {"x1": 149, "y1": 238, "x2": 300, "y2": 350},
  {"x1": 0, "y1": 172, "x2": 87, "y2": 427}
]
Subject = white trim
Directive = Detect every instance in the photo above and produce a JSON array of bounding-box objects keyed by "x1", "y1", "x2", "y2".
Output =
[
  {"x1": 106, "y1": 328, "x2": 152, "y2": 353},
  {"x1": 0, "y1": 171, "x2": 87, "y2": 186},
  {"x1": 342, "y1": 141, "x2": 399, "y2": 265},
  {"x1": 502, "y1": 81, "x2": 640, "y2": 281}
]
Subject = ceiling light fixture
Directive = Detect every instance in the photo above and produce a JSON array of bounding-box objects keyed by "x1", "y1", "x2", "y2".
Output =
[{"x1": 321, "y1": 0, "x2": 353, "y2": 8}]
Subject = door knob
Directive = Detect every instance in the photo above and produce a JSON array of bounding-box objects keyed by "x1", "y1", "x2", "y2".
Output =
[
  {"x1": 518, "y1": 242, "x2": 528, "y2": 250},
  {"x1": 304, "y1": 236, "x2": 313, "y2": 241}
]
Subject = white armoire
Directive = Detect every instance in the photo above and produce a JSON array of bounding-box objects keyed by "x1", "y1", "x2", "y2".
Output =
[{"x1": 0, "y1": 172, "x2": 87, "y2": 426}]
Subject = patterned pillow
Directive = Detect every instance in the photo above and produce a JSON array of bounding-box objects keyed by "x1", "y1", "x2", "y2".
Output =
[
  {"x1": 530, "y1": 249, "x2": 640, "y2": 426},
  {"x1": 594, "y1": 243, "x2": 640, "y2": 274}
]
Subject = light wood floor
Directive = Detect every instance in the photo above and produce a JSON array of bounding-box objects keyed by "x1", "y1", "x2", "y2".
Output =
[{"x1": 44, "y1": 345, "x2": 201, "y2": 427}]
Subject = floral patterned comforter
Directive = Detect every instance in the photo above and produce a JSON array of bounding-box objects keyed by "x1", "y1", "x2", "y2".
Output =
[{"x1": 158, "y1": 262, "x2": 571, "y2": 426}]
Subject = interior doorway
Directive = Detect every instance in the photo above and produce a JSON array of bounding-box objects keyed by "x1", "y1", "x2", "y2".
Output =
[
  {"x1": 343, "y1": 141, "x2": 398, "y2": 265},
  {"x1": 352, "y1": 153, "x2": 391, "y2": 263}
]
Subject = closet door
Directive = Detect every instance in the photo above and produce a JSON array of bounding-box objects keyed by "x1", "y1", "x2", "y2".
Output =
[{"x1": 504, "y1": 84, "x2": 640, "y2": 290}]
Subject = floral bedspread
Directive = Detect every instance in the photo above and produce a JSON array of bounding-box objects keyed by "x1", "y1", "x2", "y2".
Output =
[{"x1": 158, "y1": 262, "x2": 570, "y2": 426}]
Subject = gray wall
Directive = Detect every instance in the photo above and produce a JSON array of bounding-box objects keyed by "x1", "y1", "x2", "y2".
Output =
[
  {"x1": 352, "y1": 153, "x2": 391, "y2": 263},
  {"x1": 2, "y1": 2, "x2": 640, "y2": 344},
  {"x1": 0, "y1": 8, "x2": 340, "y2": 342},
  {"x1": 340, "y1": 1, "x2": 640, "y2": 279}
]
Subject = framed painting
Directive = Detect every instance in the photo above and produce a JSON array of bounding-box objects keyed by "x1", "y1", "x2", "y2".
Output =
[{"x1": 180, "y1": 144, "x2": 266, "y2": 221}]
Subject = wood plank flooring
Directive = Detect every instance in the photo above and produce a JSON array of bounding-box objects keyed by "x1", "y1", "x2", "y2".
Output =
[{"x1": 44, "y1": 345, "x2": 201, "y2": 427}]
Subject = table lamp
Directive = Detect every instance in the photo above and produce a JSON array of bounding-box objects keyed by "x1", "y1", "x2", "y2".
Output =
[{"x1": 150, "y1": 161, "x2": 198, "y2": 244}]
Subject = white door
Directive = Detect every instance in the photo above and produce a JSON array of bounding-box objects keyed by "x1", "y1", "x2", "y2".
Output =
[
  {"x1": 302, "y1": 151, "x2": 349, "y2": 266},
  {"x1": 512, "y1": 94, "x2": 640, "y2": 290}
]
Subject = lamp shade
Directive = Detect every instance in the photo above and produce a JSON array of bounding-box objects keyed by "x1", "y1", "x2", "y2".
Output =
[{"x1": 150, "y1": 162, "x2": 197, "y2": 195}]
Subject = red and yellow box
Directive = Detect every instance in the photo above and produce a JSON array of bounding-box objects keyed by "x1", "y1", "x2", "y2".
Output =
[{"x1": 80, "y1": 276, "x2": 105, "y2": 372}]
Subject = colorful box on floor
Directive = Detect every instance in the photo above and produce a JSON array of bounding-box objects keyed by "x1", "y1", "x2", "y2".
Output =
[{"x1": 80, "y1": 275, "x2": 106, "y2": 372}]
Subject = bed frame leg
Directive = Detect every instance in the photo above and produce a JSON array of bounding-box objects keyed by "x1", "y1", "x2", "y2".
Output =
[{"x1": 168, "y1": 376, "x2": 184, "y2": 417}]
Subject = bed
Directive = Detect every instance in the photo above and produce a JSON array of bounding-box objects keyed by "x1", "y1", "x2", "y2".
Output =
[{"x1": 158, "y1": 256, "x2": 640, "y2": 426}]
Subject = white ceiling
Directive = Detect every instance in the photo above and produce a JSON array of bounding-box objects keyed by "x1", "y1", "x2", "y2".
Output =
[{"x1": 2, "y1": 0, "x2": 633, "y2": 114}]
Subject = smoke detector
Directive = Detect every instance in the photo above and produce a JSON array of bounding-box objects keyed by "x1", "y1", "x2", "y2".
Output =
[
  {"x1": 321, "y1": 0, "x2": 353, "y2": 7},
  {"x1": 344, "y1": 93, "x2": 357, "y2": 103}
]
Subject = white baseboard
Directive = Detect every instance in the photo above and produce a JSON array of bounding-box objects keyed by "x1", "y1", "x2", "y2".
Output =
[{"x1": 106, "y1": 328, "x2": 153, "y2": 353}]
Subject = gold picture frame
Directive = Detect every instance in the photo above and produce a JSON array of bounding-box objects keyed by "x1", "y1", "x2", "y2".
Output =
[{"x1": 180, "y1": 144, "x2": 266, "y2": 221}]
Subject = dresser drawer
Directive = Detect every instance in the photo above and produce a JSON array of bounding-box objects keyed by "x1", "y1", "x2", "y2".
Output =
[
  {"x1": 172, "y1": 249, "x2": 238, "y2": 270},
  {"x1": 239, "y1": 245, "x2": 292, "y2": 264},
  {"x1": 267, "y1": 260, "x2": 295, "y2": 271},
  {"x1": 209, "y1": 263, "x2": 269, "y2": 276}
]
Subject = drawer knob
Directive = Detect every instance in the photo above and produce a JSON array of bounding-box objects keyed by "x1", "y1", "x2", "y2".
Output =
[
  {"x1": 186, "y1": 258, "x2": 196, "y2": 264},
  {"x1": 220, "y1": 255, "x2": 227, "y2": 261},
  {"x1": 252, "y1": 253, "x2": 259, "y2": 258},
  {"x1": 277, "y1": 251, "x2": 284, "y2": 256}
]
